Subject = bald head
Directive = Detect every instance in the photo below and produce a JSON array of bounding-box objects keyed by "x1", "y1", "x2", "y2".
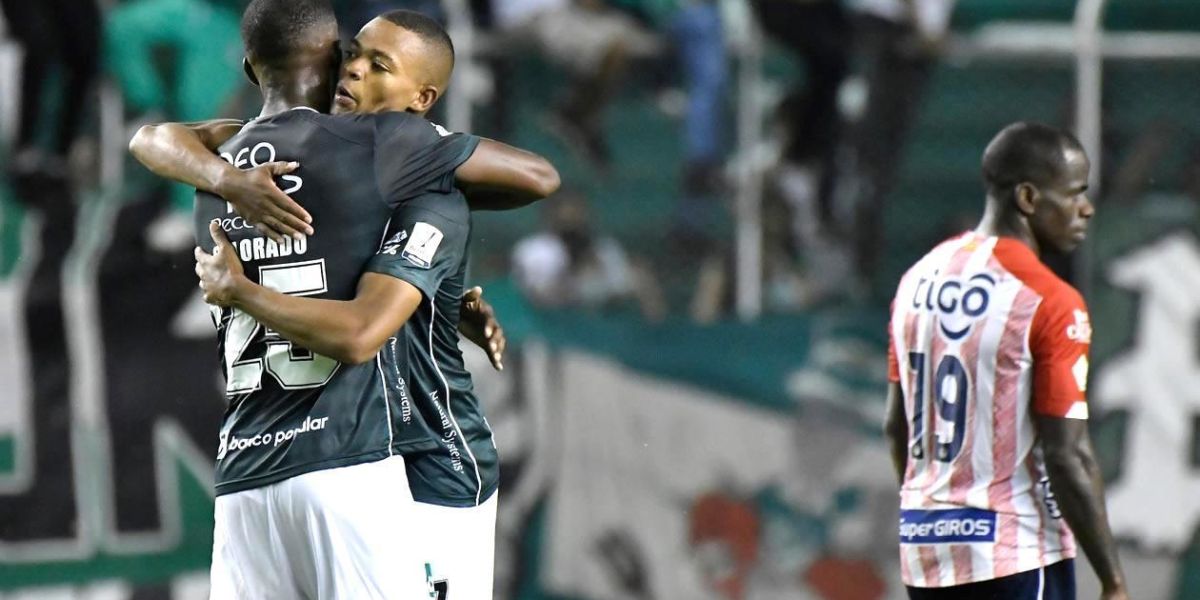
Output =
[{"x1": 982, "y1": 122, "x2": 1085, "y2": 198}]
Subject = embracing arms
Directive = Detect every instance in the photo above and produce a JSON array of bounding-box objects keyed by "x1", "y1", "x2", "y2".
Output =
[{"x1": 130, "y1": 118, "x2": 559, "y2": 239}]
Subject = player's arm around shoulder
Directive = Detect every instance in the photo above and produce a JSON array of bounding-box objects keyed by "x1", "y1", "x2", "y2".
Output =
[
  {"x1": 455, "y1": 138, "x2": 561, "y2": 211},
  {"x1": 129, "y1": 119, "x2": 244, "y2": 189},
  {"x1": 129, "y1": 119, "x2": 313, "y2": 242},
  {"x1": 195, "y1": 222, "x2": 422, "y2": 365}
]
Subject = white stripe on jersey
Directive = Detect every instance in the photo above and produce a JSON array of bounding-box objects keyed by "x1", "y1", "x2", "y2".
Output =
[
  {"x1": 892, "y1": 235, "x2": 1077, "y2": 587},
  {"x1": 428, "y1": 302, "x2": 483, "y2": 505}
]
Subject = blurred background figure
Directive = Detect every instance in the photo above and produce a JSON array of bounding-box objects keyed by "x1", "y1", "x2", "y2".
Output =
[
  {"x1": 837, "y1": 0, "x2": 955, "y2": 298},
  {"x1": 491, "y1": 0, "x2": 658, "y2": 172},
  {"x1": 1, "y1": 0, "x2": 100, "y2": 181},
  {"x1": 104, "y1": 0, "x2": 244, "y2": 249},
  {"x1": 513, "y1": 190, "x2": 666, "y2": 321},
  {"x1": 750, "y1": 0, "x2": 854, "y2": 306}
]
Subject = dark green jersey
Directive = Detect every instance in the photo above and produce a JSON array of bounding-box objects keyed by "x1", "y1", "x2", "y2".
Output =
[
  {"x1": 193, "y1": 107, "x2": 480, "y2": 496},
  {"x1": 366, "y1": 194, "x2": 499, "y2": 508}
]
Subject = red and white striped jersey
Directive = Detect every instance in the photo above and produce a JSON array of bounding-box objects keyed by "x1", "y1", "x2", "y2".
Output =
[{"x1": 887, "y1": 232, "x2": 1091, "y2": 587}]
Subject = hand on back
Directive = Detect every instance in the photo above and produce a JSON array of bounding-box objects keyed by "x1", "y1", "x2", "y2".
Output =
[{"x1": 218, "y1": 161, "x2": 313, "y2": 242}]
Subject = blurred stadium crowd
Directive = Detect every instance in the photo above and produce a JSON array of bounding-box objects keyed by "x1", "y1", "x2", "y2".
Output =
[{"x1": 2, "y1": 0, "x2": 966, "y2": 321}]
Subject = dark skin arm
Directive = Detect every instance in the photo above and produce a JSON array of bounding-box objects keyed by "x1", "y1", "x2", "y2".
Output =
[
  {"x1": 455, "y1": 138, "x2": 561, "y2": 210},
  {"x1": 196, "y1": 222, "x2": 419, "y2": 365},
  {"x1": 129, "y1": 120, "x2": 314, "y2": 242},
  {"x1": 883, "y1": 382, "x2": 909, "y2": 485},
  {"x1": 130, "y1": 120, "x2": 559, "y2": 231},
  {"x1": 196, "y1": 223, "x2": 509, "y2": 368},
  {"x1": 1035, "y1": 415, "x2": 1130, "y2": 600}
]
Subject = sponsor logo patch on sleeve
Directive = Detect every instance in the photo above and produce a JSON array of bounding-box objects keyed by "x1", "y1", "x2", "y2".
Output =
[{"x1": 401, "y1": 222, "x2": 443, "y2": 268}]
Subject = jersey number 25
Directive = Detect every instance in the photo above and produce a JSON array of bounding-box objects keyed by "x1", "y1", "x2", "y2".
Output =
[{"x1": 220, "y1": 261, "x2": 340, "y2": 393}]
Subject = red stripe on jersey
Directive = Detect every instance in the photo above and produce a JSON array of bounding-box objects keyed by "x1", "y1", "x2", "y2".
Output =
[
  {"x1": 988, "y1": 286, "x2": 1039, "y2": 574},
  {"x1": 900, "y1": 546, "x2": 913, "y2": 584},
  {"x1": 952, "y1": 545, "x2": 974, "y2": 584},
  {"x1": 1025, "y1": 452, "x2": 1047, "y2": 560},
  {"x1": 919, "y1": 546, "x2": 941, "y2": 586},
  {"x1": 919, "y1": 242, "x2": 977, "y2": 502},
  {"x1": 922, "y1": 328, "x2": 948, "y2": 502},
  {"x1": 1060, "y1": 518, "x2": 1077, "y2": 557}
]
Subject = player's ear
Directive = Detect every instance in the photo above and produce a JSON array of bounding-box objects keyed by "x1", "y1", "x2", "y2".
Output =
[
  {"x1": 243, "y1": 57, "x2": 260, "y2": 87},
  {"x1": 1014, "y1": 182, "x2": 1038, "y2": 216},
  {"x1": 411, "y1": 85, "x2": 440, "y2": 114}
]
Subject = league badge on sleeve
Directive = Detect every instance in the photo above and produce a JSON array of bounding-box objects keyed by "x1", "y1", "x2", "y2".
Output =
[{"x1": 401, "y1": 222, "x2": 444, "y2": 268}]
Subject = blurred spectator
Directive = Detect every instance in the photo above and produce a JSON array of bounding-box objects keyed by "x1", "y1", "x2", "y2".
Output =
[
  {"x1": 104, "y1": 0, "x2": 244, "y2": 248},
  {"x1": 838, "y1": 0, "x2": 955, "y2": 290},
  {"x1": 1, "y1": 0, "x2": 101, "y2": 180},
  {"x1": 612, "y1": 0, "x2": 729, "y2": 243},
  {"x1": 512, "y1": 190, "x2": 666, "y2": 320},
  {"x1": 689, "y1": 190, "x2": 821, "y2": 323},
  {"x1": 752, "y1": 0, "x2": 850, "y2": 233},
  {"x1": 491, "y1": 0, "x2": 659, "y2": 172},
  {"x1": 750, "y1": 0, "x2": 854, "y2": 306}
]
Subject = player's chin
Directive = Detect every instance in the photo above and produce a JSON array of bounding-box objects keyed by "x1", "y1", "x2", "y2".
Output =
[
  {"x1": 332, "y1": 95, "x2": 357, "y2": 113},
  {"x1": 1056, "y1": 234, "x2": 1086, "y2": 253}
]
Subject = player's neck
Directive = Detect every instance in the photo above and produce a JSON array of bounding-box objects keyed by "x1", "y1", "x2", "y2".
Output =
[
  {"x1": 257, "y1": 82, "x2": 330, "y2": 118},
  {"x1": 975, "y1": 201, "x2": 1041, "y2": 256}
]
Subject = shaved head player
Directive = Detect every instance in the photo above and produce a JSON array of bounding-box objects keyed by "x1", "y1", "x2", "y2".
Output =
[{"x1": 884, "y1": 122, "x2": 1128, "y2": 600}]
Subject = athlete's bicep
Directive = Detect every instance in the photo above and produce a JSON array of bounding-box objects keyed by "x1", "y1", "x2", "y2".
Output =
[
  {"x1": 454, "y1": 138, "x2": 560, "y2": 201},
  {"x1": 1033, "y1": 413, "x2": 1091, "y2": 465},
  {"x1": 350, "y1": 272, "x2": 424, "y2": 345}
]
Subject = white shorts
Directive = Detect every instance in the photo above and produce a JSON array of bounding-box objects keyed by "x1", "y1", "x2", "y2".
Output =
[
  {"x1": 416, "y1": 492, "x2": 499, "y2": 600},
  {"x1": 209, "y1": 455, "x2": 428, "y2": 599}
]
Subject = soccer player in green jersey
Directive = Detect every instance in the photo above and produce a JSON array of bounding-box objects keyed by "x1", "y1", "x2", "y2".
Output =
[{"x1": 130, "y1": 2, "x2": 557, "y2": 598}]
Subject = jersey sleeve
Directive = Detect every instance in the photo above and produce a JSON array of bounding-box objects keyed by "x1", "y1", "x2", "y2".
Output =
[
  {"x1": 1029, "y1": 288, "x2": 1092, "y2": 419},
  {"x1": 373, "y1": 113, "x2": 481, "y2": 208},
  {"x1": 365, "y1": 204, "x2": 467, "y2": 301}
]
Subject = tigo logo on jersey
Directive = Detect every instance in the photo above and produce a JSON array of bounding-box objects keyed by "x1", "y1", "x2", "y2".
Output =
[
  {"x1": 911, "y1": 272, "x2": 995, "y2": 341},
  {"x1": 1066, "y1": 309, "x2": 1092, "y2": 343},
  {"x1": 899, "y1": 508, "x2": 997, "y2": 544},
  {"x1": 401, "y1": 222, "x2": 444, "y2": 269}
]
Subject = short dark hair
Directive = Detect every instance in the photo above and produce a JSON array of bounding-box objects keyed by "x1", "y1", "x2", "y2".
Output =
[
  {"x1": 241, "y1": 0, "x2": 338, "y2": 67},
  {"x1": 982, "y1": 121, "x2": 1085, "y2": 194},
  {"x1": 379, "y1": 9, "x2": 455, "y2": 69}
]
